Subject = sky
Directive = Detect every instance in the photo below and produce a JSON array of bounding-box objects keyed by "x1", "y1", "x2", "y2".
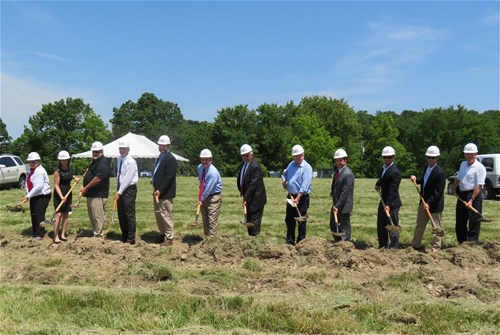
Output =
[{"x1": 1, "y1": 0, "x2": 499, "y2": 139}]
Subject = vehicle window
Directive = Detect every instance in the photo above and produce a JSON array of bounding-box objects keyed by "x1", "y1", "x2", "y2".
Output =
[
  {"x1": 481, "y1": 158, "x2": 494, "y2": 170},
  {"x1": 0, "y1": 157, "x2": 15, "y2": 167},
  {"x1": 13, "y1": 157, "x2": 23, "y2": 165}
]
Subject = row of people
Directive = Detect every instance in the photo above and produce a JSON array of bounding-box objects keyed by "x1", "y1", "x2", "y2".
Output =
[{"x1": 22, "y1": 137, "x2": 487, "y2": 251}]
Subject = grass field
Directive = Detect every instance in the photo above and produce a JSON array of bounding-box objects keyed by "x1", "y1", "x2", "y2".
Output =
[{"x1": 0, "y1": 176, "x2": 499, "y2": 334}]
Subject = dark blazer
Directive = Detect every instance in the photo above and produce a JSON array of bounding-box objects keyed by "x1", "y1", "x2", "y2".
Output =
[
  {"x1": 237, "y1": 159, "x2": 267, "y2": 212},
  {"x1": 152, "y1": 151, "x2": 177, "y2": 200},
  {"x1": 376, "y1": 164, "x2": 402, "y2": 210},
  {"x1": 331, "y1": 166, "x2": 354, "y2": 214},
  {"x1": 415, "y1": 164, "x2": 445, "y2": 213}
]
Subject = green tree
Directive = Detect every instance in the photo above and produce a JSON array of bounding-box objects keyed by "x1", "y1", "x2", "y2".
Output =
[
  {"x1": 110, "y1": 92, "x2": 184, "y2": 143},
  {"x1": 0, "y1": 118, "x2": 12, "y2": 153},
  {"x1": 11, "y1": 98, "x2": 110, "y2": 174},
  {"x1": 211, "y1": 105, "x2": 257, "y2": 176},
  {"x1": 363, "y1": 112, "x2": 416, "y2": 177}
]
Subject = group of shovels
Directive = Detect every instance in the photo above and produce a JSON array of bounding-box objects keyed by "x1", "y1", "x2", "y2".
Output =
[{"x1": 188, "y1": 203, "x2": 256, "y2": 229}]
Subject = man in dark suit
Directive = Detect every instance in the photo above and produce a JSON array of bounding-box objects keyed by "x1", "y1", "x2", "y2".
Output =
[
  {"x1": 330, "y1": 149, "x2": 355, "y2": 242},
  {"x1": 237, "y1": 144, "x2": 267, "y2": 236},
  {"x1": 152, "y1": 135, "x2": 177, "y2": 247},
  {"x1": 375, "y1": 146, "x2": 402, "y2": 249},
  {"x1": 410, "y1": 146, "x2": 446, "y2": 252}
]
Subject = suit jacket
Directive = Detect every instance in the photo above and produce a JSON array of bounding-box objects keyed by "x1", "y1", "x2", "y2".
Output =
[
  {"x1": 376, "y1": 164, "x2": 402, "y2": 210},
  {"x1": 237, "y1": 159, "x2": 267, "y2": 212},
  {"x1": 331, "y1": 166, "x2": 354, "y2": 214},
  {"x1": 415, "y1": 164, "x2": 445, "y2": 213},
  {"x1": 152, "y1": 151, "x2": 177, "y2": 199}
]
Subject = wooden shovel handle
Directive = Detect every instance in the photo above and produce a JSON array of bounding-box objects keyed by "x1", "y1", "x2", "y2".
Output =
[
  {"x1": 333, "y1": 210, "x2": 338, "y2": 223},
  {"x1": 55, "y1": 180, "x2": 80, "y2": 212},
  {"x1": 196, "y1": 203, "x2": 201, "y2": 215}
]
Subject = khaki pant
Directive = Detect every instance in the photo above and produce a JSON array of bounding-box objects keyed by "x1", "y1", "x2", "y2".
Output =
[
  {"x1": 201, "y1": 193, "x2": 222, "y2": 236},
  {"x1": 86, "y1": 197, "x2": 107, "y2": 235},
  {"x1": 155, "y1": 197, "x2": 174, "y2": 240},
  {"x1": 411, "y1": 203, "x2": 443, "y2": 249}
]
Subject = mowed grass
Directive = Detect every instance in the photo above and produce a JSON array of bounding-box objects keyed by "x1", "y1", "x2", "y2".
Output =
[{"x1": 0, "y1": 175, "x2": 499, "y2": 334}]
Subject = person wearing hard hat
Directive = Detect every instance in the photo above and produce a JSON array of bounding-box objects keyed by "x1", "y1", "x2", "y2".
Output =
[
  {"x1": 375, "y1": 146, "x2": 402, "y2": 249},
  {"x1": 51, "y1": 150, "x2": 80, "y2": 243},
  {"x1": 451, "y1": 143, "x2": 486, "y2": 244},
  {"x1": 23, "y1": 152, "x2": 51, "y2": 241},
  {"x1": 237, "y1": 144, "x2": 267, "y2": 236},
  {"x1": 330, "y1": 149, "x2": 355, "y2": 242},
  {"x1": 81, "y1": 141, "x2": 111, "y2": 238},
  {"x1": 197, "y1": 149, "x2": 222, "y2": 236},
  {"x1": 115, "y1": 140, "x2": 139, "y2": 244},
  {"x1": 152, "y1": 135, "x2": 177, "y2": 247},
  {"x1": 282, "y1": 144, "x2": 313, "y2": 245},
  {"x1": 410, "y1": 146, "x2": 446, "y2": 252}
]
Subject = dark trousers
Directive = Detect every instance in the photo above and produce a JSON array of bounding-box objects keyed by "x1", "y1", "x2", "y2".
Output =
[
  {"x1": 377, "y1": 203, "x2": 399, "y2": 248},
  {"x1": 285, "y1": 194, "x2": 309, "y2": 245},
  {"x1": 455, "y1": 190, "x2": 482, "y2": 243},
  {"x1": 30, "y1": 193, "x2": 51, "y2": 237},
  {"x1": 117, "y1": 185, "x2": 137, "y2": 243},
  {"x1": 329, "y1": 209, "x2": 351, "y2": 241},
  {"x1": 246, "y1": 206, "x2": 264, "y2": 236}
]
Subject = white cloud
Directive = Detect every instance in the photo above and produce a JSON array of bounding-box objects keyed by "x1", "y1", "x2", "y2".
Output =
[
  {"x1": 0, "y1": 72, "x2": 94, "y2": 139},
  {"x1": 35, "y1": 52, "x2": 70, "y2": 62}
]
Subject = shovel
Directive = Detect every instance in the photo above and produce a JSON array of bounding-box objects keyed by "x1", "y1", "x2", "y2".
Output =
[
  {"x1": 332, "y1": 209, "x2": 346, "y2": 237},
  {"x1": 189, "y1": 203, "x2": 201, "y2": 228},
  {"x1": 46, "y1": 179, "x2": 80, "y2": 226},
  {"x1": 377, "y1": 189, "x2": 401, "y2": 233},
  {"x1": 73, "y1": 168, "x2": 88, "y2": 208},
  {"x1": 6, "y1": 199, "x2": 27, "y2": 213},
  {"x1": 111, "y1": 197, "x2": 118, "y2": 225},
  {"x1": 240, "y1": 204, "x2": 254, "y2": 228},
  {"x1": 288, "y1": 194, "x2": 307, "y2": 222},
  {"x1": 454, "y1": 194, "x2": 492, "y2": 222},
  {"x1": 411, "y1": 180, "x2": 445, "y2": 237}
]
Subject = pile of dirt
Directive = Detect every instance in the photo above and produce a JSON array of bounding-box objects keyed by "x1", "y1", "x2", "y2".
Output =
[{"x1": 0, "y1": 232, "x2": 499, "y2": 300}]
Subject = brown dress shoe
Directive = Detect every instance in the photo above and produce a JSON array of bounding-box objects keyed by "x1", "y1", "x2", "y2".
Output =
[{"x1": 160, "y1": 239, "x2": 173, "y2": 247}]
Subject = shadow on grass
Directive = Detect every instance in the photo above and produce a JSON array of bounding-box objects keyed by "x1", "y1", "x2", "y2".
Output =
[
  {"x1": 182, "y1": 234, "x2": 204, "y2": 247},
  {"x1": 140, "y1": 231, "x2": 162, "y2": 243},
  {"x1": 105, "y1": 231, "x2": 123, "y2": 241}
]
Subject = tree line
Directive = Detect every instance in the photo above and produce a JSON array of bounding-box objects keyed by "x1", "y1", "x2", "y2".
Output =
[{"x1": 1, "y1": 93, "x2": 498, "y2": 177}]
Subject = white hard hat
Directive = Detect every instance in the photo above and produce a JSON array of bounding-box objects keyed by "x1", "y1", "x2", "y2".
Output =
[
  {"x1": 57, "y1": 150, "x2": 71, "y2": 160},
  {"x1": 158, "y1": 135, "x2": 171, "y2": 145},
  {"x1": 200, "y1": 149, "x2": 212, "y2": 158},
  {"x1": 463, "y1": 143, "x2": 478, "y2": 153},
  {"x1": 381, "y1": 146, "x2": 396, "y2": 157},
  {"x1": 240, "y1": 144, "x2": 253, "y2": 155},
  {"x1": 91, "y1": 141, "x2": 104, "y2": 151},
  {"x1": 291, "y1": 144, "x2": 304, "y2": 156},
  {"x1": 425, "y1": 146, "x2": 440, "y2": 157},
  {"x1": 26, "y1": 152, "x2": 41, "y2": 161},
  {"x1": 334, "y1": 149, "x2": 348, "y2": 159},
  {"x1": 118, "y1": 140, "x2": 130, "y2": 148}
]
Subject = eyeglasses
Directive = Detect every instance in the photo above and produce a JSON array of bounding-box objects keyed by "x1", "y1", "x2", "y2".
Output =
[
  {"x1": 383, "y1": 156, "x2": 394, "y2": 159},
  {"x1": 242, "y1": 154, "x2": 251, "y2": 158},
  {"x1": 29, "y1": 161, "x2": 37, "y2": 164},
  {"x1": 427, "y1": 156, "x2": 437, "y2": 160}
]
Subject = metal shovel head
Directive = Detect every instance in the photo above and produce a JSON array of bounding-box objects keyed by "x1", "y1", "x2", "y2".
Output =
[
  {"x1": 189, "y1": 215, "x2": 200, "y2": 228},
  {"x1": 385, "y1": 224, "x2": 401, "y2": 233},
  {"x1": 242, "y1": 221, "x2": 255, "y2": 228},
  {"x1": 6, "y1": 205, "x2": 24, "y2": 213},
  {"x1": 332, "y1": 231, "x2": 346, "y2": 237}
]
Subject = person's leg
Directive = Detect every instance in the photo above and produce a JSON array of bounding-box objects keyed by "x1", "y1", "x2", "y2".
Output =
[
  {"x1": 285, "y1": 203, "x2": 296, "y2": 245},
  {"x1": 338, "y1": 213, "x2": 351, "y2": 241},
  {"x1": 388, "y1": 209, "x2": 400, "y2": 249},
  {"x1": 247, "y1": 206, "x2": 264, "y2": 236},
  {"x1": 117, "y1": 196, "x2": 128, "y2": 242},
  {"x1": 206, "y1": 194, "x2": 222, "y2": 236},
  {"x1": 377, "y1": 203, "x2": 388, "y2": 248},
  {"x1": 430, "y1": 212, "x2": 443, "y2": 249},
  {"x1": 455, "y1": 200, "x2": 468, "y2": 244},
  {"x1": 411, "y1": 204, "x2": 427, "y2": 249},
  {"x1": 467, "y1": 198, "x2": 482, "y2": 242},
  {"x1": 296, "y1": 196, "x2": 309, "y2": 244}
]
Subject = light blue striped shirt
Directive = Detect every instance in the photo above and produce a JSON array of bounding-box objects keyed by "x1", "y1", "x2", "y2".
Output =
[
  {"x1": 282, "y1": 159, "x2": 313, "y2": 194},
  {"x1": 197, "y1": 163, "x2": 222, "y2": 201}
]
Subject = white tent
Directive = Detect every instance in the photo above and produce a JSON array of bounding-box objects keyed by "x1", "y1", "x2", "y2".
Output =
[{"x1": 72, "y1": 132, "x2": 189, "y2": 162}]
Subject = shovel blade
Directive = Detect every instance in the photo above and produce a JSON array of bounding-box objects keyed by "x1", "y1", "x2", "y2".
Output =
[
  {"x1": 432, "y1": 228, "x2": 446, "y2": 237},
  {"x1": 332, "y1": 231, "x2": 346, "y2": 237},
  {"x1": 243, "y1": 222, "x2": 255, "y2": 228},
  {"x1": 385, "y1": 224, "x2": 401, "y2": 233},
  {"x1": 294, "y1": 215, "x2": 307, "y2": 222}
]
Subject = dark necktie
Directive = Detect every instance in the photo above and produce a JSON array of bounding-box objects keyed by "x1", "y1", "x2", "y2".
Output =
[{"x1": 117, "y1": 159, "x2": 123, "y2": 190}]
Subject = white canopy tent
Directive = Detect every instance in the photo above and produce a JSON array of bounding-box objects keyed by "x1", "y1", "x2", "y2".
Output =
[{"x1": 72, "y1": 132, "x2": 189, "y2": 162}]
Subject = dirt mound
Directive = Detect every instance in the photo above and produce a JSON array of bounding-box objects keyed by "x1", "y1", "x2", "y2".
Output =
[{"x1": 1, "y1": 232, "x2": 499, "y2": 302}]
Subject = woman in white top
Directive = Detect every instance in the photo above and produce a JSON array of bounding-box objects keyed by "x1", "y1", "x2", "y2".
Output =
[{"x1": 23, "y1": 152, "x2": 51, "y2": 240}]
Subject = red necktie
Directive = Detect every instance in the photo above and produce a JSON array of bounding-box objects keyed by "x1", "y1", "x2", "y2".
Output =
[
  {"x1": 198, "y1": 168, "x2": 206, "y2": 201},
  {"x1": 333, "y1": 170, "x2": 339, "y2": 186}
]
